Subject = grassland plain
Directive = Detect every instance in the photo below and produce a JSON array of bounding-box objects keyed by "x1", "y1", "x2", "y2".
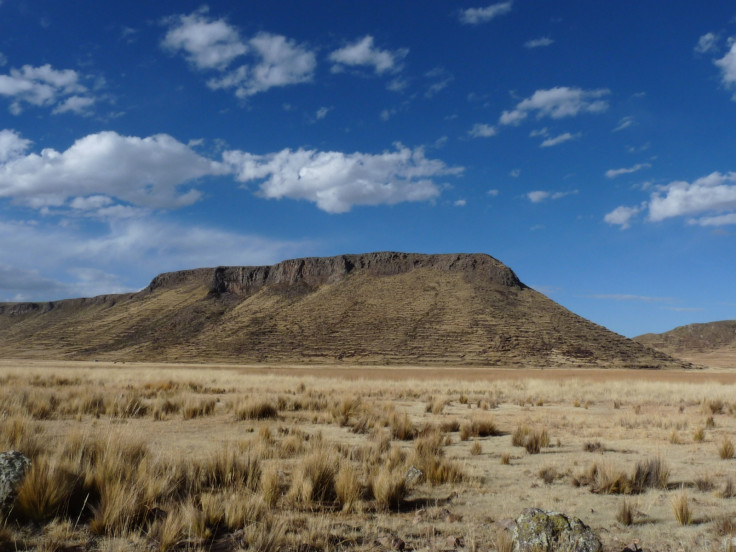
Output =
[{"x1": 0, "y1": 360, "x2": 735, "y2": 552}]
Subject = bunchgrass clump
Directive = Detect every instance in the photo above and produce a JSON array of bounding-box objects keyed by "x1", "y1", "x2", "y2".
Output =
[
  {"x1": 234, "y1": 398, "x2": 278, "y2": 421},
  {"x1": 719, "y1": 437, "x2": 735, "y2": 460},
  {"x1": 616, "y1": 499, "x2": 633, "y2": 526},
  {"x1": 671, "y1": 490, "x2": 692, "y2": 526}
]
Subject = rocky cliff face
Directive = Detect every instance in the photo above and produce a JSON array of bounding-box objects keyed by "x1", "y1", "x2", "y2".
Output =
[{"x1": 208, "y1": 252, "x2": 525, "y2": 296}]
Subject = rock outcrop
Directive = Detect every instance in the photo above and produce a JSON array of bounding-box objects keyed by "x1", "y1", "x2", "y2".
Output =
[
  {"x1": 512, "y1": 508, "x2": 602, "y2": 552},
  {"x1": 0, "y1": 450, "x2": 31, "y2": 514}
]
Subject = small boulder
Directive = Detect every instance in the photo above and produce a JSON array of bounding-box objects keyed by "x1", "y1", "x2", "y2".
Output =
[
  {"x1": 512, "y1": 508, "x2": 602, "y2": 552},
  {"x1": 405, "y1": 466, "x2": 423, "y2": 485},
  {"x1": 0, "y1": 450, "x2": 31, "y2": 514}
]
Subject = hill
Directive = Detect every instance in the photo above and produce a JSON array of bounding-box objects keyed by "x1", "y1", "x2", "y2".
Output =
[
  {"x1": 0, "y1": 252, "x2": 687, "y2": 368},
  {"x1": 635, "y1": 320, "x2": 736, "y2": 368}
]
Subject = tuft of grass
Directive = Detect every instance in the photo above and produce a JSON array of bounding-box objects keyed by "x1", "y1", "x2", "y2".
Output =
[
  {"x1": 15, "y1": 456, "x2": 79, "y2": 522},
  {"x1": 587, "y1": 462, "x2": 632, "y2": 495},
  {"x1": 290, "y1": 448, "x2": 337, "y2": 505},
  {"x1": 388, "y1": 410, "x2": 416, "y2": 441},
  {"x1": 583, "y1": 441, "x2": 603, "y2": 453},
  {"x1": 470, "y1": 440, "x2": 482, "y2": 456},
  {"x1": 500, "y1": 451, "x2": 511, "y2": 465},
  {"x1": 261, "y1": 465, "x2": 281, "y2": 509},
  {"x1": 195, "y1": 447, "x2": 261, "y2": 491},
  {"x1": 719, "y1": 478, "x2": 736, "y2": 499},
  {"x1": 631, "y1": 456, "x2": 669, "y2": 492},
  {"x1": 538, "y1": 466, "x2": 558, "y2": 485},
  {"x1": 719, "y1": 438, "x2": 735, "y2": 460},
  {"x1": 335, "y1": 462, "x2": 362, "y2": 513},
  {"x1": 182, "y1": 397, "x2": 216, "y2": 420},
  {"x1": 234, "y1": 399, "x2": 278, "y2": 421},
  {"x1": 459, "y1": 415, "x2": 499, "y2": 441},
  {"x1": 370, "y1": 466, "x2": 406, "y2": 511},
  {"x1": 671, "y1": 490, "x2": 692, "y2": 526},
  {"x1": 616, "y1": 499, "x2": 633, "y2": 526},
  {"x1": 494, "y1": 528, "x2": 513, "y2": 552},
  {"x1": 693, "y1": 427, "x2": 705, "y2": 442}
]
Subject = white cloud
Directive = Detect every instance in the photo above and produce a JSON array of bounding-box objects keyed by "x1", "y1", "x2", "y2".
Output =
[
  {"x1": 329, "y1": 35, "x2": 408, "y2": 75},
  {"x1": 161, "y1": 8, "x2": 247, "y2": 70},
  {"x1": 715, "y1": 41, "x2": 736, "y2": 89},
  {"x1": 468, "y1": 123, "x2": 497, "y2": 138},
  {"x1": 691, "y1": 213, "x2": 736, "y2": 226},
  {"x1": 0, "y1": 130, "x2": 228, "y2": 211},
  {"x1": 527, "y1": 190, "x2": 577, "y2": 203},
  {"x1": 605, "y1": 163, "x2": 651, "y2": 178},
  {"x1": 0, "y1": 129, "x2": 31, "y2": 162},
  {"x1": 207, "y1": 33, "x2": 316, "y2": 97},
  {"x1": 0, "y1": 218, "x2": 308, "y2": 301},
  {"x1": 499, "y1": 86, "x2": 610, "y2": 126},
  {"x1": 606, "y1": 172, "x2": 736, "y2": 228},
  {"x1": 52, "y1": 95, "x2": 95, "y2": 115},
  {"x1": 0, "y1": 64, "x2": 95, "y2": 115},
  {"x1": 163, "y1": 9, "x2": 315, "y2": 98},
  {"x1": 459, "y1": 2, "x2": 513, "y2": 24},
  {"x1": 540, "y1": 132, "x2": 579, "y2": 147},
  {"x1": 454, "y1": 199, "x2": 466, "y2": 207},
  {"x1": 613, "y1": 116, "x2": 634, "y2": 132},
  {"x1": 648, "y1": 171, "x2": 736, "y2": 222},
  {"x1": 315, "y1": 106, "x2": 331, "y2": 120},
  {"x1": 487, "y1": 189, "x2": 499, "y2": 196},
  {"x1": 524, "y1": 37, "x2": 553, "y2": 49},
  {"x1": 224, "y1": 145, "x2": 462, "y2": 213},
  {"x1": 509, "y1": 169, "x2": 520, "y2": 178},
  {"x1": 603, "y1": 204, "x2": 642, "y2": 229},
  {"x1": 695, "y1": 32, "x2": 718, "y2": 54}
]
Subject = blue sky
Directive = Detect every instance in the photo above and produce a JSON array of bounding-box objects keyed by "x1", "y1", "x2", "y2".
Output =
[{"x1": 1, "y1": 1, "x2": 735, "y2": 338}]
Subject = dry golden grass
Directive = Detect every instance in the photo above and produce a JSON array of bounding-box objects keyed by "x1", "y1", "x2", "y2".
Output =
[{"x1": 0, "y1": 361, "x2": 735, "y2": 551}]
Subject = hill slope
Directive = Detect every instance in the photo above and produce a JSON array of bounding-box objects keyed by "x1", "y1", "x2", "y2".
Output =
[
  {"x1": 0, "y1": 252, "x2": 686, "y2": 367},
  {"x1": 635, "y1": 321, "x2": 736, "y2": 368}
]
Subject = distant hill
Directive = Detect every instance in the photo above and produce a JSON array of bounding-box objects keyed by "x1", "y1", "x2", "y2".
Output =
[
  {"x1": 635, "y1": 321, "x2": 736, "y2": 368},
  {"x1": 0, "y1": 252, "x2": 687, "y2": 368}
]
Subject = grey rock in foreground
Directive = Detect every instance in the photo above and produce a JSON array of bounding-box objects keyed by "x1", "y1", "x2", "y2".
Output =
[
  {"x1": 0, "y1": 450, "x2": 31, "y2": 514},
  {"x1": 513, "y1": 508, "x2": 602, "y2": 552}
]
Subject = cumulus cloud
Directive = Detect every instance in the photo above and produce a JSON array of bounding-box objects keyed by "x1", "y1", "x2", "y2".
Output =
[
  {"x1": 329, "y1": 35, "x2": 408, "y2": 75},
  {"x1": 499, "y1": 86, "x2": 610, "y2": 126},
  {"x1": 540, "y1": 132, "x2": 579, "y2": 147},
  {"x1": 524, "y1": 37, "x2": 553, "y2": 49},
  {"x1": 0, "y1": 64, "x2": 96, "y2": 115},
  {"x1": 526, "y1": 190, "x2": 577, "y2": 203},
  {"x1": 0, "y1": 130, "x2": 228, "y2": 211},
  {"x1": 715, "y1": 41, "x2": 736, "y2": 90},
  {"x1": 224, "y1": 145, "x2": 462, "y2": 213},
  {"x1": 453, "y1": 199, "x2": 466, "y2": 207},
  {"x1": 459, "y1": 2, "x2": 513, "y2": 24},
  {"x1": 162, "y1": 9, "x2": 315, "y2": 98},
  {"x1": 648, "y1": 171, "x2": 736, "y2": 222},
  {"x1": 603, "y1": 204, "x2": 642, "y2": 229},
  {"x1": 468, "y1": 123, "x2": 497, "y2": 138},
  {"x1": 0, "y1": 129, "x2": 31, "y2": 162},
  {"x1": 605, "y1": 172, "x2": 736, "y2": 228},
  {"x1": 605, "y1": 163, "x2": 651, "y2": 178},
  {"x1": 161, "y1": 8, "x2": 248, "y2": 70}
]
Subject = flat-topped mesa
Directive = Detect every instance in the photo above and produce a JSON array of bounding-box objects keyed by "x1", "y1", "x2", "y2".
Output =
[{"x1": 209, "y1": 252, "x2": 525, "y2": 296}]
